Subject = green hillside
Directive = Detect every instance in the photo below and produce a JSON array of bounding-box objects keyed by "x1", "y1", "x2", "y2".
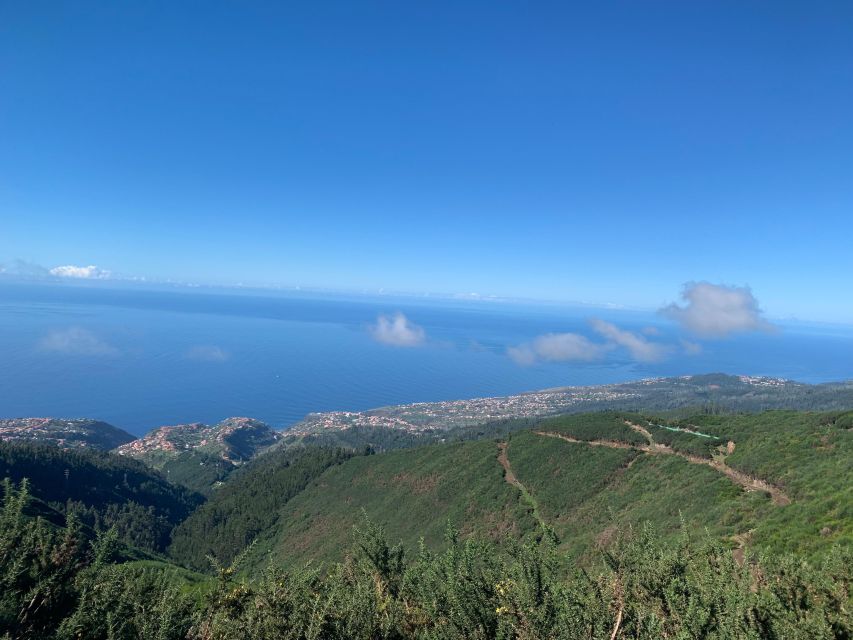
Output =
[
  {"x1": 115, "y1": 417, "x2": 282, "y2": 494},
  {"x1": 154, "y1": 450, "x2": 236, "y2": 494},
  {"x1": 3, "y1": 476, "x2": 849, "y2": 640},
  {"x1": 231, "y1": 410, "x2": 850, "y2": 574},
  {"x1": 0, "y1": 441, "x2": 202, "y2": 553},
  {"x1": 245, "y1": 438, "x2": 540, "y2": 571},
  {"x1": 169, "y1": 446, "x2": 355, "y2": 571},
  {"x1": 1, "y1": 409, "x2": 850, "y2": 638}
]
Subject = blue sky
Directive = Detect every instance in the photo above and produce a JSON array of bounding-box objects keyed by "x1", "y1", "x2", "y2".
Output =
[{"x1": 1, "y1": 2, "x2": 852, "y2": 321}]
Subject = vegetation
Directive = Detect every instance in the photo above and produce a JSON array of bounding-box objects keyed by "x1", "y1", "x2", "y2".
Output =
[
  {"x1": 170, "y1": 446, "x2": 356, "y2": 571},
  {"x1": 507, "y1": 430, "x2": 755, "y2": 562},
  {"x1": 0, "y1": 408, "x2": 850, "y2": 637},
  {"x1": 243, "y1": 439, "x2": 539, "y2": 572},
  {"x1": 155, "y1": 451, "x2": 236, "y2": 495},
  {"x1": 1, "y1": 481, "x2": 849, "y2": 639},
  {"x1": 278, "y1": 418, "x2": 542, "y2": 456},
  {"x1": 279, "y1": 426, "x2": 433, "y2": 453},
  {"x1": 535, "y1": 412, "x2": 649, "y2": 445},
  {"x1": 171, "y1": 410, "x2": 849, "y2": 575},
  {"x1": 669, "y1": 411, "x2": 853, "y2": 556},
  {"x1": 0, "y1": 442, "x2": 202, "y2": 553},
  {"x1": 115, "y1": 418, "x2": 282, "y2": 493}
]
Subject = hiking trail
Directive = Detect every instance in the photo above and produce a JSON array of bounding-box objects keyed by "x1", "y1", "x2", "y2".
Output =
[
  {"x1": 498, "y1": 441, "x2": 549, "y2": 532},
  {"x1": 533, "y1": 427, "x2": 791, "y2": 507}
]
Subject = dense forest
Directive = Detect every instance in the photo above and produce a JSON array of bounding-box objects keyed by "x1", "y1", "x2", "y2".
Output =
[{"x1": 0, "y1": 442, "x2": 202, "y2": 553}]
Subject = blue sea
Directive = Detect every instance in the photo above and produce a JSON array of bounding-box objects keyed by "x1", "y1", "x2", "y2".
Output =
[{"x1": 2, "y1": 281, "x2": 852, "y2": 437}]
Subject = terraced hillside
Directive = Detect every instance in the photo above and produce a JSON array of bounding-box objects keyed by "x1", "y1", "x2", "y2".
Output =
[{"x1": 211, "y1": 410, "x2": 851, "y2": 573}]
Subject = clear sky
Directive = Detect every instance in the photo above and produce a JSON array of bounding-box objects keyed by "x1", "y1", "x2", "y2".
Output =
[{"x1": 1, "y1": 2, "x2": 851, "y2": 321}]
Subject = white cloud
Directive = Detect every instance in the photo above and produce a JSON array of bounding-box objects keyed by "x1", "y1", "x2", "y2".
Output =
[
  {"x1": 2, "y1": 259, "x2": 51, "y2": 278},
  {"x1": 507, "y1": 345, "x2": 538, "y2": 366},
  {"x1": 370, "y1": 312, "x2": 426, "y2": 347},
  {"x1": 49, "y1": 264, "x2": 111, "y2": 279},
  {"x1": 589, "y1": 319, "x2": 669, "y2": 363},
  {"x1": 507, "y1": 332, "x2": 608, "y2": 366},
  {"x1": 661, "y1": 282, "x2": 775, "y2": 337},
  {"x1": 680, "y1": 339, "x2": 703, "y2": 355},
  {"x1": 185, "y1": 345, "x2": 230, "y2": 362},
  {"x1": 508, "y1": 319, "x2": 675, "y2": 366},
  {"x1": 38, "y1": 327, "x2": 119, "y2": 356}
]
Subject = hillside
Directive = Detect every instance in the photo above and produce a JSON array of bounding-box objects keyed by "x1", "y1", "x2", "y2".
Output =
[
  {"x1": 4, "y1": 469, "x2": 848, "y2": 640},
  {"x1": 0, "y1": 417, "x2": 135, "y2": 450},
  {"x1": 115, "y1": 416, "x2": 281, "y2": 493},
  {"x1": 0, "y1": 441, "x2": 202, "y2": 553},
  {"x1": 1, "y1": 409, "x2": 850, "y2": 638},
  {"x1": 224, "y1": 410, "x2": 851, "y2": 573},
  {"x1": 169, "y1": 446, "x2": 355, "y2": 571}
]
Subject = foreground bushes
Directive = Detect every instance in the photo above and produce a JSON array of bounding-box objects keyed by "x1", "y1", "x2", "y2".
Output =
[{"x1": 1, "y1": 480, "x2": 850, "y2": 639}]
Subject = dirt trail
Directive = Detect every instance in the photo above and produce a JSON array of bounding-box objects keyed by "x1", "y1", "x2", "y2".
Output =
[
  {"x1": 626, "y1": 421, "x2": 654, "y2": 443},
  {"x1": 497, "y1": 442, "x2": 548, "y2": 531},
  {"x1": 534, "y1": 431, "x2": 791, "y2": 506},
  {"x1": 497, "y1": 442, "x2": 521, "y2": 488}
]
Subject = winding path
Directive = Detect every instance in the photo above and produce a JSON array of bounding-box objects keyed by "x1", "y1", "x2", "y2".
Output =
[{"x1": 533, "y1": 428, "x2": 791, "y2": 507}]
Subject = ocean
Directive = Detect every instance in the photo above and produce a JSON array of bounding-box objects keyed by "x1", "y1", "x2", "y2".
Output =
[{"x1": 2, "y1": 281, "x2": 852, "y2": 436}]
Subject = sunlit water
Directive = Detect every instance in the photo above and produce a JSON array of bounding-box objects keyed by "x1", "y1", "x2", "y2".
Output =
[{"x1": 1, "y1": 282, "x2": 852, "y2": 436}]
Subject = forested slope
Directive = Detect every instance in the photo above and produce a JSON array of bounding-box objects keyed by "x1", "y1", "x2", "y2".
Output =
[
  {"x1": 0, "y1": 441, "x2": 202, "y2": 553},
  {"x1": 169, "y1": 446, "x2": 355, "y2": 571}
]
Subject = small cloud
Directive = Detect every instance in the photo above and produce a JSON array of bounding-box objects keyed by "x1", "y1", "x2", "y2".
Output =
[
  {"x1": 370, "y1": 312, "x2": 426, "y2": 347},
  {"x1": 661, "y1": 282, "x2": 775, "y2": 337},
  {"x1": 38, "y1": 327, "x2": 119, "y2": 356},
  {"x1": 508, "y1": 318, "x2": 676, "y2": 367},
  {"x1": 507, "y1": 345, "x2": 538, "y2": 366},
  {"x1": 185, "y1": 345, "x2": 230, "y2": 362},
  {"x1": 49, "y1": 264, "x2": 111, "y2": 279},
  {"x1": 590, "y1": 319, "x2": 669, "y2": 363},
  {"x1": 1, "y1": 259, "x2": 51, "y2": 278},
  {"x1": 508, "y1": 332, "x2": 608, "y2": 366},
  {"x1": 641, "y1": 326, "x2": 661, "y2": 336},
  {"x1": 680, "y1": 339, "x2": 703, "y2": 355}
]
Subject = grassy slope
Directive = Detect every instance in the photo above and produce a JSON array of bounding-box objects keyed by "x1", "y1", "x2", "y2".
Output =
[
  {"x1": 240, "y1": 411, "x2": 850, "y2": 573},
  {"x1": 248, "y1": 439, "x2": 538, "y2": 571},
  {"x1": 679, "y1": 411, "x2": 853, "y2": 555},
  {"x1": 507, "y1": 430, "x2": 765, "y2": 561}
]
